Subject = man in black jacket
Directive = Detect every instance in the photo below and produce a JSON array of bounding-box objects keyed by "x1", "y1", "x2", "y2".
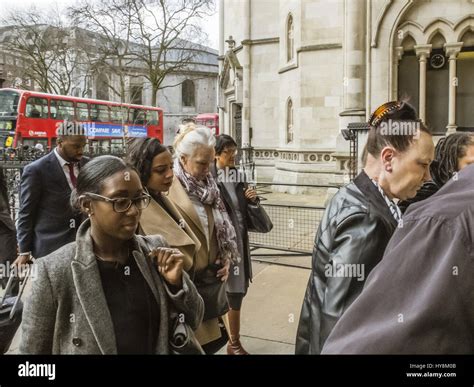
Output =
[{"x1": 295, "y1": 101, "x2": 434, "y2": 354}]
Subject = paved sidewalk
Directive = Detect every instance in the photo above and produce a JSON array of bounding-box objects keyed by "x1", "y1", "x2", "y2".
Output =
[{"x1": 218, "y1": 258, "x2": 311, "y2": 355}]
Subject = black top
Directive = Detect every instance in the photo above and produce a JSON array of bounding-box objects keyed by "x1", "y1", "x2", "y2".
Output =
[
  {"x1": 397, "y1": 180, "x2": 440, "y2": 214},
  {"x1": 97, "y1": 254, "x2": 159, "y2": 354}
]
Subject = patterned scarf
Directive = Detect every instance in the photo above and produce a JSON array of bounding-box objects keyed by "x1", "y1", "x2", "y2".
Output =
[{"x1": 174, "y1": 159, "x2": 240, "y2": 264}]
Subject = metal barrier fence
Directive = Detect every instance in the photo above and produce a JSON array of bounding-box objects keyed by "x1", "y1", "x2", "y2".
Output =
[
  {"x1": 1, "y1": 148, "x2": 336, "y2": 258},
  {"x1": 248, "y1": 203, "x2": 326, "y2": 257}
]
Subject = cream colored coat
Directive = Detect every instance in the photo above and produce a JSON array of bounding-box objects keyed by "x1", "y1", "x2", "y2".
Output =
[
  {"x1": 139, "y1": 193, "x2": 201, "y2": 272},
  {"x1": 168, "y1": 176, "x2": 225, "y2": 345}
]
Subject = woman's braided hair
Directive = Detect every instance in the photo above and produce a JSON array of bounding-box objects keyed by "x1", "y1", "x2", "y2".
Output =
[{"x1": 430, "y1": 132, "x2": 474, "y2": 186}]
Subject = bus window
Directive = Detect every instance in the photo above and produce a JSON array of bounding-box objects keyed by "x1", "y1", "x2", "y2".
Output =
[
  {"x1": 25, "y1": 97, "x2": 48, "y2": 118},
  {"x1": 76, "y1": 102, "x2": 89, "y2": 121},
  {"x1": 90, "y1": 104, "x2": 110, "y2": 122},
  {"x1": 0, "y1": 89, "x2": 20, "y2": 116},
  {"x1": 50, "y1": 99, "x2": 75, "y2": 121},
  {"x1": 110, "y1": 106, "x2": 124, "y2": 124},
  {"x1": 146, "y1": 110, "x2": 159, "y2": 125},
  {"x1": 129, "y1": 108, "x2": 146, "y2": 125},
  {"x1": 110, "y1": 138, "x2": 124, "y2": 153}
]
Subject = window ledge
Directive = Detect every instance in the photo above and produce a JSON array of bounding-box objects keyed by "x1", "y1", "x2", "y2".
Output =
[{"x1": 278, "y1": 61, "x2": 298, "y2": 74}]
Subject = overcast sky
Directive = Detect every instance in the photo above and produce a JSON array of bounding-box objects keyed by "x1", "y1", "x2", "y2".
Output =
[{"x1": 0, "y1": 0, "x2": 219, "y2": 49}]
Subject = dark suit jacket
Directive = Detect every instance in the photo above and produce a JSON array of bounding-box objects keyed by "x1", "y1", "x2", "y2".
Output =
[
  {"x1": 295, "y1": 170, "x2": 398, "y2": 354},
  {"x1": 322, "y1": 164, "x2": 474, "y2": 354},
  {"x1": 17, "y1": 151, "x2": 89, "y2": 258}
]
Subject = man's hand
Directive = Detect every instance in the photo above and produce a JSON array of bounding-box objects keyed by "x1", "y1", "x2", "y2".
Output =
[
  {"x1": 13, "y1": 253, "x2": 33, "y2": 268},
  {"x1": 150, "y1": 248, "x2": 184, "y2": 287}
]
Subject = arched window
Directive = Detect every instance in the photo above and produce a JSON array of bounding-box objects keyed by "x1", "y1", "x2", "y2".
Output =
[
  {"x1": 96, "y1": 73, "x2": 109, "y2": 101},
  {"x1": 287, "y1": 14, "x2": 295, "y2": 62},
  {"x1": 182, "y1": 79, "x2": 195, "y2": 107},
  {"x1": 286, "y1": 98, "x2": 293, "y2": 143}
]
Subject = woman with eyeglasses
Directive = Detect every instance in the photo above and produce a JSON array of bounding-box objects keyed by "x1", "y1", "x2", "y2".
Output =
[
  {"x1": 20, "y1": 155, "x2": 204, "y2": 354},
  {"x1": 211, "y1": 134, "x2": 260, "y2": 355},
  {"x1": 126, "y1": 138, "x2": 201, "y2": 273}
]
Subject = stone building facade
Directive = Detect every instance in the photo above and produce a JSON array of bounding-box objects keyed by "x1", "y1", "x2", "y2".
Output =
[{"x1": 218, "y1": 0, "x2": 474, "y2": 191}]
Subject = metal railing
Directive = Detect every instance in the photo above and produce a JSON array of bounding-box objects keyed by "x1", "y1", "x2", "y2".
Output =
[
  {"x1": 249, "y1": 202, "x2": 325, "y2": 256},
  {"x1": 247, "y1": 181, "x2": 339, "y2": 257},
  {"x1": 2, "y1": 148, "x2": 334, "y2": 259}
]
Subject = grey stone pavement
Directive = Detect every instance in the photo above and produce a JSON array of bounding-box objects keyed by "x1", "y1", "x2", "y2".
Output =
[{"x1": 4, "y1": 190, "x2": 317, "y2": 355}]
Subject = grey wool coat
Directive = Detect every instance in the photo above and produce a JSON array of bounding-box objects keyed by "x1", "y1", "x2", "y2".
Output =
[{"x1": 20, "y1": 219, "x2": 204, "y2": 354}]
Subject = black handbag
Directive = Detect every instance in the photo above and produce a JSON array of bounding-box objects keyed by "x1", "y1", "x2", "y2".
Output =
[
  {"x1": 247, "y1": 203, "x2": 273, "y2": 233},
  {"x1": 138, "y1": 237, "x2": 204, "y2": 355},
  {"x1": 0, "y1": 267, "x2": 30, "y2": 354},
  {"x1": 169, "y1": 312, "x2": 205, "y2": 355},
  {"x1": 193, "y1": 264, "x2": 229, "y2": 321}
]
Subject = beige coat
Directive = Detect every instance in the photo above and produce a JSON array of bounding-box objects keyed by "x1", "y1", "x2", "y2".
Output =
[
  {"x1": 168, "y1": 176, "x2": 224, "y2": 345},
  {"x1": 139, "y1": 194, "x2": 201, "y2": 272}
]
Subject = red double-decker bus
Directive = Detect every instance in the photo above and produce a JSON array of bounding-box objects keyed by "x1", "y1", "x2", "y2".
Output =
[
  {"x1": 195, "y1": 113, "x2": 219, "y2": 135},
  {"x1": 0, "y1": 88, "x2": 164, "y2": 151}
]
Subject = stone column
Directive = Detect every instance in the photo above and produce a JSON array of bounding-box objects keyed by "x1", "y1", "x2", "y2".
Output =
[
  {"x1": 392, "y1": 46, "x2": 404, "y2": 100},
  {"x1": 445, "y1": 42, "x2": 463, "y2": 134},
  {"x1": 241, "y1": 0, "x2": 251, "y2": 162},
  {"x1": 414, "y1": 44, "x2": 432, "y2": 123},
  {"x1": 341, "y1": 0, "x2": 366, "y2": 118},
  {"x1": 338, "y1": 0, "x2": 367, "y2": 175},
  {"x1": 218, "y1": 0, "x2": 225, "y2": 134}
]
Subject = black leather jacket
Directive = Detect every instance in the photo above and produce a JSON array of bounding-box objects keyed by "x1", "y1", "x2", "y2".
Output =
[{"x1": 295, "y1": 171, "x2": 398, "y2": 354}]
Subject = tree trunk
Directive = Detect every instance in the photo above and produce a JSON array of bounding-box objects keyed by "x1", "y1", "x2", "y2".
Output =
[{"x1": 151, "y1": 84, "x2": 158, "y2": 107}]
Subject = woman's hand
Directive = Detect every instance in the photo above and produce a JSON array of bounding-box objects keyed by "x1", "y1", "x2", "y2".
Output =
[
  {"x1": 244, "y1": 187, "x2": 258, "y2": 203},
  {"x1": 150, "y1": 248, "x2": 184, "y2": 287},
  {"x1": 215, "y1": 258, "x2": 230, "y2": 282}
]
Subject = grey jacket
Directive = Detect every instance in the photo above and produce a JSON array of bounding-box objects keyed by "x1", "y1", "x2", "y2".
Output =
[
  {"x1": 20, "y1": 220, "x2": 204, "y2": 354},
  {"x1": 211, "y1": 163, "x2": 253, "y2": 294},
  {"x1": 295, "y1": 171, "x2": 398, "y2": 354}
]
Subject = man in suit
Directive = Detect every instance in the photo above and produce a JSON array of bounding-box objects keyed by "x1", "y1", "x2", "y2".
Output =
[{"x1": 14, "y1": 134, "x2": 88, "y2": 265}]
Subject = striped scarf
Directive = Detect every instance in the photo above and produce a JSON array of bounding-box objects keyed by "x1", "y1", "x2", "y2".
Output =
[{"x1": 371, "y1": 179, "x2": 403, "y2": 223}]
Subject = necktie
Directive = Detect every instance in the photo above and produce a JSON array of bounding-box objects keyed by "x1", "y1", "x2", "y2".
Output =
[{"x1": 66, "y1": 163, "x2": 77, "y2": 188}]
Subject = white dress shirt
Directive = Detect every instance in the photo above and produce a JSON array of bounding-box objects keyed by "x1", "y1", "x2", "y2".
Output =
[{"x1": 54, "y1": 148, "x2": 79, "y2": 191}]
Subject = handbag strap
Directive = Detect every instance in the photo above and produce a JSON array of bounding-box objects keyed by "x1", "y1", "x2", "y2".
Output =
[{"x1": 0, "y1": 265, "x2": 30, "y2": 320}]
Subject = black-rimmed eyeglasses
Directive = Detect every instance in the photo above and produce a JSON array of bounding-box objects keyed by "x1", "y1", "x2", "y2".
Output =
[{"x1": 85, "y1": 190, "x2": 151, "y2": 213}]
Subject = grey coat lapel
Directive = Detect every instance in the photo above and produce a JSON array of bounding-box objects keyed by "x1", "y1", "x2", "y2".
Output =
[{"x1": 71, "y1": 221, "x2": 117, "y2": 354}]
